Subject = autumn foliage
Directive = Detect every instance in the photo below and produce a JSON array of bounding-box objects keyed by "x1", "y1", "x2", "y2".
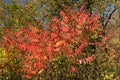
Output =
[{"x1": 2, "y1": 5, "x2": 110, "y2": 79}]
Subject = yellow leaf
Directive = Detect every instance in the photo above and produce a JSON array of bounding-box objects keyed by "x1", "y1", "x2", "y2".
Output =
[
  {"x1": 54, "y1": 40, "x2": 65, "y2": 47},
  {"x1": 110, "y1": 74, "x2": 114, "y2": 78},
  {"x1": 38, "y1": 69, "x2": 44, "y2": 74}
]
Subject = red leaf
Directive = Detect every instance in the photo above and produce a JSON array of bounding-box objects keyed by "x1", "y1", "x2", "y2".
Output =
[{"x1": 71, "y1": 66, "x2": 76, "y2": 73}]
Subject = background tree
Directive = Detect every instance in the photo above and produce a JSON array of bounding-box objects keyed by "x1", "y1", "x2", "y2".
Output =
[
  {"x1": 0, "y1": 0, "x2": 38, "y2": 28},
  {"x1": 0, "y1": 0, "x2": 120, "y2": 28}
]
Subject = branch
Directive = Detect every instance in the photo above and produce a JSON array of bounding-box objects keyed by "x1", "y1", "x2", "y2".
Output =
[{"x1": 103, "y1": 7, "x2": 116, "y2": 28}]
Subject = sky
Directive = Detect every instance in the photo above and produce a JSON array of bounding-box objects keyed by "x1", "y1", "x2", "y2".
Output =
[
  {"x1": 3, "y1": 0, "x2": 11, "y2": 4},
  {"x1": 3, "y1": 0, "x2": 29, "y2": 5}
]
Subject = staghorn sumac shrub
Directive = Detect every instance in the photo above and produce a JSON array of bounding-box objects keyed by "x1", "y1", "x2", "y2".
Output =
[{"x1": 2, "y1": 5, "x2": 110, "y2": 79}]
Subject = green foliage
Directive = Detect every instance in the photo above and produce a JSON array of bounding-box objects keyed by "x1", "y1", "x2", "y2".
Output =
[
  {"x1": 37, "y1": 49, "x2": 118, "y2": 80},
  {"x1": 0, "y1": 0, "x2": 38, "y2": 28},
  {"x1": 0, "y1": 0, "x2": 120, "y2": 28},
  {"x1": 0, "y1": 48, "x2": 23, "y2": 80}
]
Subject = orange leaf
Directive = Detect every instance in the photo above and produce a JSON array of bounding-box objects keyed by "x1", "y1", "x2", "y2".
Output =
[{"x1": 54, "y1": 40, "x2": 65, "y2": 47}]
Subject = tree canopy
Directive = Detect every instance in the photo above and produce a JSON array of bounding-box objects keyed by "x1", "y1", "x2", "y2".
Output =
[{"x1": 0, "y1": 0, "x2": 120, "y2": 28}]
